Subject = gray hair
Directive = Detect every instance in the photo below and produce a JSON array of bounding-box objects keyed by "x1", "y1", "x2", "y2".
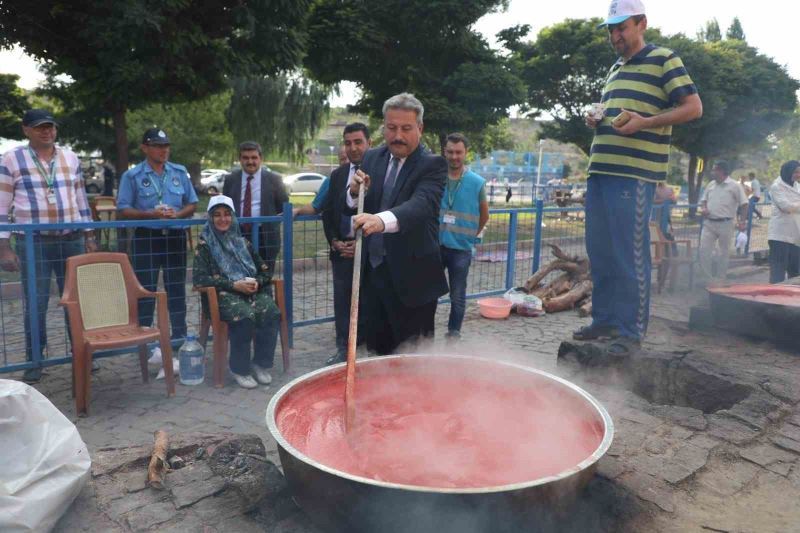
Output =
[{"x1": 382, "y1": 93, "x2": 424, "y2": 124}]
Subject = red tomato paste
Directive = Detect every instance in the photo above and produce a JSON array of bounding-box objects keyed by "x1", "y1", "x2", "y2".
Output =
[
  {"x1": 708, "y1": 284, "x2": 800, "y2": 307},
  {"x1": 275, "y1": 358, "x2": 606, "y2": 489}
]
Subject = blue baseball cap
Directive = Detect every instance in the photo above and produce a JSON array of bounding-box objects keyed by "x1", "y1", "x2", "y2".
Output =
[
  {"x1": 142, "y1": 127, "x2": 170, "y2": 145},
  {"x1": 22, "y1": 109, "x2": 57, "y2": 127},
  {"x1": 597, "y1": 0, "x2": 646, "y2": 29}
]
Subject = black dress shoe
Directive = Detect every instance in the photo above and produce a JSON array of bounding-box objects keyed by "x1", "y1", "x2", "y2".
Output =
[
  {"x1": 572, "y1": 324, "x2": 621, "y2": 341},
  {"x1": 325, "y1": 353, "x2": 347, "y2": 366}
]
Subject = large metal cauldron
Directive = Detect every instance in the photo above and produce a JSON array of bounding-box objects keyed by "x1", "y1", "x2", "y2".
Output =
[
  {"x1": 266, "y1": 355, "x2": 614, "y2": 533},
  {"x1": 708, "y1": 284, "x2": 800, "y2": 349}
]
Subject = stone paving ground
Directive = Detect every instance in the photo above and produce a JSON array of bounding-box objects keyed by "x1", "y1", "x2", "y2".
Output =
[{"x1": 6, "y1": 264, "x2": 800, "y2": 532}]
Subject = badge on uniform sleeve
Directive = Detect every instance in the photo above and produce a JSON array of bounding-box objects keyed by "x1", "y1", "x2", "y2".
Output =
[{"x1": 142, "y1": 178, "x2": 151, "y2": 187}]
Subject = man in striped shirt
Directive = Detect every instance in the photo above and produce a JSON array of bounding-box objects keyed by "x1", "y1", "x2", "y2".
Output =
[
  {"x1": 0, "y1": 109, "x2": 97, "y2": 382},
  {"x1": 575, "y1": 0, "x2": 702, "y2": 355}
]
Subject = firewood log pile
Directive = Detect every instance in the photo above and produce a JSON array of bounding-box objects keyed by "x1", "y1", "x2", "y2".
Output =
[{"x1": 523, "y1": 244, "x2": 592, "y2": 314}]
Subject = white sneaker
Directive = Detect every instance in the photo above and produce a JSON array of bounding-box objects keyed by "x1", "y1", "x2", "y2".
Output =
[
  {"x1": 232, "y1": 372, "x2": 258, "y2": 389},
  {"x1": 252, "y1": 365, "x2": 272, "y2": 385},
  {"x1": 148, "y1": 347, "x2": 162, "y2": 365},
  {"x1": 156, "y1": 358, "x2": 179, "y2": 381}
]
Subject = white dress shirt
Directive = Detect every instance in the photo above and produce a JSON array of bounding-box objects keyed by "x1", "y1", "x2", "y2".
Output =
[{"x1": 346, "y1": 156, "x2": 402, "y2": 233}]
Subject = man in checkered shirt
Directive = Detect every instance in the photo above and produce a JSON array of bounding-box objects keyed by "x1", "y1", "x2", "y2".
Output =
[{"x1": 0, "y1": 109, "x2": 97, "y2": 383}]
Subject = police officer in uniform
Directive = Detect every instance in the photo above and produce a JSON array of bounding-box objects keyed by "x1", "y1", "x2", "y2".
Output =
[{"x1": 117, "y1": 128, "x2": 198, "y2": 339}]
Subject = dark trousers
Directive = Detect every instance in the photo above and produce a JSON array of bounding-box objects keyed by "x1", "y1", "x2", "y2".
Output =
[
  {"x1": 132, "y1": 229, "x2": 187, "y2": 339},
  {"x1": 440, "y1": 246, "x2": 472, "y2": 333},
  {"x1": 364, "y1": 262, "x2": 436, "y2": 355},
  {"x1": 227, "y1": 316, "x2": 279, "y2": 375},
  {"x1": 16, "y1": 234, "x2": 84, "y2": 362},
  {"x1": 750, "y1": 197, "x2": 763, "y2": 219},
  {"x1": 585, "y1": 175, "x2": 655, "y2": 340},
  {"x1": 768, "y1": 240, "x2": 800, "y2": 283},
  {"x1": 241, "y1": 225, "x2": 280, "y2": 274},
  {"x1": 331, "y1": 256, "x2": 364, "y2": 354}
]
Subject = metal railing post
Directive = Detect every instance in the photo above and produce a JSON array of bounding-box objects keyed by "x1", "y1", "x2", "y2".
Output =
[
  {"x1": 532, "y1": 200, "x2": 544, "y2": 274},
  {"x1": 23, "y1": 230, "x2": 42, "y2": 367},
  {"x1": 744, "y1": 200, "x2": 755, "y2": 256},
  {"x1": 505, "y1": 211, "x2": 518, "y2": 290},
  {"x1": 282, "y1": 203, "x2": 294, "y2": 348}
]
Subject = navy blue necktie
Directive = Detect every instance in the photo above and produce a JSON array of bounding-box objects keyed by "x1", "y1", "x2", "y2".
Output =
[{"x1": 368, "y1": 157, "x2": 400, "y2": 267}]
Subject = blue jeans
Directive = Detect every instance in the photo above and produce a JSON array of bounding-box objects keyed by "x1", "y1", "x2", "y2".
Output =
[
  {"x1": 585, "y1": 176, "x2": 655, "y2": 339},
  {"x1": 15, "y1": 234, "x2": 85, "y2": 363},
  {"x1": 441, "y1": 246, "x2": 472, "y2": 333}
]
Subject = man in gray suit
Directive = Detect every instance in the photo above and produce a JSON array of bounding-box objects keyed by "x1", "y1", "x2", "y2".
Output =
[{"x1": 222, "y1": 141, "x2": 288, "y2": 272}]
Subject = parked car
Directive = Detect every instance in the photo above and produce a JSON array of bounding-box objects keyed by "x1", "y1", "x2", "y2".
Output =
[
  {"x1": 199, "y1": 166, "x2": 278, "y2": 194},
  {"x1": 201, "y1": 168, "x2": 227, "y2": 178},
  {"x1": 199, "y1": 170, "x2": 228, "y2": 194},
  {"x1": 83, "y1": 168, "x2": 104, "y2": 194},
  {"x1": 283, "y1": 172, "x2": 326, "y2": 194},
  {"x1": 79, "y1": 157, "x2": 106, "y2": 194}
]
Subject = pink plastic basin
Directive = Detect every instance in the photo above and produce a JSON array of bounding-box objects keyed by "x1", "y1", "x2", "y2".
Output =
[{"x1": 478, "y1": 297, "x2": 513, "y2": 319}]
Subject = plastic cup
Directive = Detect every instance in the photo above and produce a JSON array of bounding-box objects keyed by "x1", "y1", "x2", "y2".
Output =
[{"x1": 589, "y1": 103, "x2": 606, "y2": 121}]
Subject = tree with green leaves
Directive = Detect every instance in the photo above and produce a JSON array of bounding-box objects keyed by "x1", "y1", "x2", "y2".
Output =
[
  {"x1": 0, "y1": 74, "x2": 29, "y2": 139},
  {"x1": 506, "y1": 18, "x2": 617, "y2": 154},
  {"x1": 1, "y1": 0, "x2": 310, "y2": 173},
  {"x1": 226, "y1": 76, "x2": 330, "y2": 163},
  {"x1": 726, "y1": 17, "x2": 746, "y2": 41},
  {"x1": 767, "y1": 112, "x2": 800, "y2": 180},
  {"x1": 304, "y1": 0, "x2": 524, "y2": 153},
  {"x1": 665, "y1": 36, "x2": 798, "y2": 205},
  {"x1": 698, "y1": 19, "x2": 722, "y2": 42}
]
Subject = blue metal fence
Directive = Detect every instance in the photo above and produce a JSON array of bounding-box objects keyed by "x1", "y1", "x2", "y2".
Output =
[{"x1": 0, "y1": 199, "x2": 771, "y2": 374}]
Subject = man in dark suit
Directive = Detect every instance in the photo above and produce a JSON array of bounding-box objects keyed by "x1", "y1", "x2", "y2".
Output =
[
  {"x1": 348, "y1": 93, "x2": 448, "y2": 355},
  {"x1": 320, "y1": 122, "x2": 371, "y2": 365},
  {"x1": 222, "y1": 141, "x2": 288, "y2": 273}
]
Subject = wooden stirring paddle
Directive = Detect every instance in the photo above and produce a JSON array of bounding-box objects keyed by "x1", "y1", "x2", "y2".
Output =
[{"x1": 345, "y1": 182, "x2": 366, "y2": 431}]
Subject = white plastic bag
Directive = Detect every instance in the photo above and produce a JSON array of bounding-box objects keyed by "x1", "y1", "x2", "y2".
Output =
[{"x1": 0, "y1": 379, "x2": 91, "y2": 532}]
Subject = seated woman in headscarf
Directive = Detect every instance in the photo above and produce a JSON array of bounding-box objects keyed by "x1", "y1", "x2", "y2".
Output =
[
  {"x1": 767, "y1": 160, "x2": 800, "y2": 283},
  {"x1": 193, "y1": 195, "x2": 279, "y2": 389}
]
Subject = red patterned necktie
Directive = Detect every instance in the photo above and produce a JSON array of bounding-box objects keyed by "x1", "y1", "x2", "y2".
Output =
[{"x1": 242, "y1": 175, "x2": 253, "y2": 232}]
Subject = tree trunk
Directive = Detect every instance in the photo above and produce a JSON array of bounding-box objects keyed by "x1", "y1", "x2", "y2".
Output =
[
  {"x1": 438, "y1": 132, "x2": 447, "y2": 156},
  {"x1": 686, "y1": 153, "x2": 702, "y2": 218},
  {"x1": 112, "y1": 107, "x2": 129, "y2": 177},
  {"x1": 187, "y1": 161, "x2": 202, "y2": 191}
]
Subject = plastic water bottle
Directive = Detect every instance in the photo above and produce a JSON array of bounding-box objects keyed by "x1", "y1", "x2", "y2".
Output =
[{"x1": 178, "y1": 335, "x2": 205, "y2": 385}]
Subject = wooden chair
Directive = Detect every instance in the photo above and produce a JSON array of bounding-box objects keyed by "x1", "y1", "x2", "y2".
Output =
[
  {"x1": 90, "y1": 195, "x2": 116, "y2": 248},
  {"x1": 197, "y1": 279, "x2": 290, "y2": 388},
  {"x1": 649, "y1": 222, "x2": 695, "y2": 293},
  {"x1": 60, "y1": 252, "x2": 175, "y2": 416}
]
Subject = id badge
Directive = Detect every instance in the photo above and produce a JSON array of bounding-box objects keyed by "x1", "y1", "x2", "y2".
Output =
[
  {"x1": 46, "y1": 190, "x2": 57, "y2": 205},
  {"x1": 443, "y1": 214, "x2": 456, "y2": 225}
]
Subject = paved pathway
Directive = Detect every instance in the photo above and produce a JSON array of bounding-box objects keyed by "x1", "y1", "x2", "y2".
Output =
[{"x1": 7, "y1": 265, "x2": 800, "y2": 532}]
